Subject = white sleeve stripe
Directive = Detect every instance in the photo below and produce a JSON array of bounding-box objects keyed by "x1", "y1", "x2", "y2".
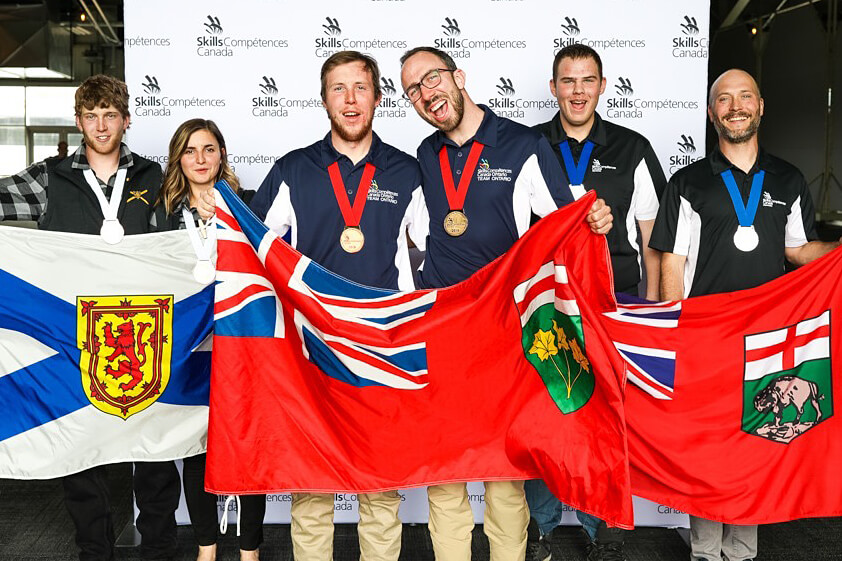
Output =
[
  {"x1": 263, "y1": 180, "x2": 293, "y2": 240},
  {"x1": 405, "y1": 185, "x2": 428, "y2": 252},
  {"x1": 681, "y1": 207, "x2": 702, "y2": 299},
  {"x1": 524, "y1": 153, "x2": 559, "y2": 219},
  {"x1": 632, "y1": 157, "x2": 660, "y2": 221},
  {"x1": 512, "y1": 154, "x2": 542, "y2": 238},
  {"x1": 672, "y1": 195, "x2": 693, "y2": 256},
  {"x1": 785, "y1": 195, "x2": 809, "y2": 248}
]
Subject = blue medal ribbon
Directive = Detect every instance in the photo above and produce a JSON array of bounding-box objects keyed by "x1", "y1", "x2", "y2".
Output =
[
  {"x1": 720, "y1": 169, "x2": 765, "y2": 227},
  {"x1": 559, "y1": 140, "x2": 595, "y2": 186}
]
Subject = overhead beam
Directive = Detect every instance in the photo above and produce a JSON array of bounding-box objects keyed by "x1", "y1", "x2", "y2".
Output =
[{"x1": 721, "y1": 0, "x2": 754, "y2": 28}]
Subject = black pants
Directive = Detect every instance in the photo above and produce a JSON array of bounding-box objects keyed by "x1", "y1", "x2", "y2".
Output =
[
  {"x1": 182, "y1": 453, "x2": 266, "y2": 551},
  {"x1": 62, "y1": 461, "x2": 180, "y2": 561}
]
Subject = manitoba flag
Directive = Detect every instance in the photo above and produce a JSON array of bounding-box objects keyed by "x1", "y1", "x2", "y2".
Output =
[{"x1": 605, "y1": 249, "x2": 842, "y2": 524}]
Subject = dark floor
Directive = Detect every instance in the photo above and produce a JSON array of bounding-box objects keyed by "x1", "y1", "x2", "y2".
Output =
[{"x1": 1, "y1": 464, "x2": 840, "y2": 560}]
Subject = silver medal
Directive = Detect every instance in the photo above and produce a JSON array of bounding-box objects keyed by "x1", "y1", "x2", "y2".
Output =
[
  {"x1": 193, "y1": 260, "x2": 216, "y2": 284},
  {"x1": 100, "y1": 219, "x2": 125, "y2": 244},
  {"x1": 569, "y1": 184, "x2": 587, "y2": 201},
  {"x1": 733, "y1": 225, "x2": 759, "y2": 252}
]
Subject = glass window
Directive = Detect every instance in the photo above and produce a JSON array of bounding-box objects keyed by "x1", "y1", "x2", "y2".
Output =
[
  {"x1": 0, "y1": 87, "x2": 25, "y2": 126},
  {"x1": 68, "y1": 132, "x2": 83, "y2": 150},
  {"x1": 0, "y1": 127, "x2": 26, "y2": 176},
  {"x1": 33, "y1": 132, "x2": 61, "y2": 163},
  {"x1": 25, "y1": 87, "x2": 76, "y2": 126}
]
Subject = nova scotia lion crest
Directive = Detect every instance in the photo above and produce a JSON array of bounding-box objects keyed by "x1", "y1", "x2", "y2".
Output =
[{"x1": 77, "y1": 296, "x2": 173, "y2": 419}]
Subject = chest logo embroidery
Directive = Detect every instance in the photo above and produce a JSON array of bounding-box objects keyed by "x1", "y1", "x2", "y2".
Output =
[
  {"x1": 591, "y1": 159, "x2": 617, "y2": 173},
  {"x1": 762, "y1": 191, "x2": 786, "y2": 208}
]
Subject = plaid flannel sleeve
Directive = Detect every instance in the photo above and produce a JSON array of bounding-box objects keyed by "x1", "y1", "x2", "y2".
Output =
[{"x1": 0, "y1": 161, "x2": 49, "y2": 222}]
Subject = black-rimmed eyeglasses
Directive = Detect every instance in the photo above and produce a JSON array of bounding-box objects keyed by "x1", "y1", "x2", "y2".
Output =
[{"x1": 403, "y1": 68, "x2": 454, "y2": 102}]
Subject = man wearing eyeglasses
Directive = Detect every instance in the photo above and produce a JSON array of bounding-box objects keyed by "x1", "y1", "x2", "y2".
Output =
[{"x1": 399, "y1": 46, "x2": 613, "y2": 561}]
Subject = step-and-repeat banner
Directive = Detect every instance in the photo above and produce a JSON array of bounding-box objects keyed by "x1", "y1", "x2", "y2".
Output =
[{"x1": 125, "y1": 0, "x2": 709, "y2": 527}]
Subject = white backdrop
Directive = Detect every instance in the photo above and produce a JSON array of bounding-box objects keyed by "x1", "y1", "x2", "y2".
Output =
[{"x1": 125, "y1": 0, "x2": 709, "y2": 527}]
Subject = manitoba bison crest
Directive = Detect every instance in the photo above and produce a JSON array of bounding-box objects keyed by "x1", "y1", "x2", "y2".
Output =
[
  {"x1": 77, "y1": 296, "x2": 173, "y2": 419},
  {"x1": 742, "y1": 310, "x2": 833, "y2": 443},
  {"x1": 513, "y1": 262, "x2": 593, "y2": 414}
]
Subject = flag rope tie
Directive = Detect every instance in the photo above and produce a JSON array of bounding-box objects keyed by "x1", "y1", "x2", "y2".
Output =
[{"x1": 219, "y1": 495, "x2": 241, "y2": 537}]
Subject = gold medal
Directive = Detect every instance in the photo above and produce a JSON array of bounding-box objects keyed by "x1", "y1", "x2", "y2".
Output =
[
  {"x1": 340, "y1": 226, "x2": 365, "y2": 253},
  {"x1": 444, "y1": 210, "x2": 469, "y2": 237}
]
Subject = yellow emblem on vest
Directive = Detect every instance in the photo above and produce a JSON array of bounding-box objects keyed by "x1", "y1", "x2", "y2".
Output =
[
  {"x1": 127, "y1": 189, "x2": 149, "y2": 204},
  {"x1": 77, "y1": 296, "x2": 173, "y2": 419}
]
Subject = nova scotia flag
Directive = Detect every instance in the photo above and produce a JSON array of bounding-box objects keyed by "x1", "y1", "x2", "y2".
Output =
[{"x1": 0, "y1": 226, "x2": 213, "y2": 479}]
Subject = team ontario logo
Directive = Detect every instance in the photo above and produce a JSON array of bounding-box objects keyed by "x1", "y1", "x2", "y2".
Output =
[
  {"x1": 513, "y1": 262, "x2": 594, "y2": 414},
  {"x1": 77, "y1": 296, "x2": 173, "y2": 419},
  {"x1": 742, "y1": 310, "x2": 833, "y2": 443}
]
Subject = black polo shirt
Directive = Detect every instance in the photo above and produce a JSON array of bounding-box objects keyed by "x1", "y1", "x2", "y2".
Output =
[
  {"x1": 417, "y1": 105, "x2": 573, "y2": 288},
  {"x1": 250, "y1": 132, "x2": 426, "y2": 291},
  {"x1": 534, "y1": 112, "x2": 666, "y2": 294},
  {"x1": 649, "y1": 146, "x2": 816, "y2": 297}
]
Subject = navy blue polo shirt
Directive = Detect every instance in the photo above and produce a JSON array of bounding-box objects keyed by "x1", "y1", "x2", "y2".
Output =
[
  {"x1": 250, "y1": 132, "x2": 427, "y2": 290},
  {"x1": 417, "y1": 105, "x2": 573, "y2": 288}
]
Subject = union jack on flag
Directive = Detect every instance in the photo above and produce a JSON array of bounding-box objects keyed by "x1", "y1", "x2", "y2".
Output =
[
  {"x1": 213, "y1": 181, "x2": 432, "y2": 390},
  {"x1": 606, "y1": 298, "x2": 681, "y2": 400}
]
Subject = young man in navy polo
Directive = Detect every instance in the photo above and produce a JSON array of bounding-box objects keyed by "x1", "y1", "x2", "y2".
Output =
[
  {"x1": 399, "y1": 45, "x2": 613, "y2": 561},
  {"x1": 525, "y1": 43, "x2": 668, "y2": 561},
  {"x1": 249, "y1": 50, "x2": 427, "y2": 561},
  {"x1": 652, "y1": 69, "x2": 839, "y2": 561}
]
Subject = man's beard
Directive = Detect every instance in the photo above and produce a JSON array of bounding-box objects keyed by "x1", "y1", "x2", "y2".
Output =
[
  {"x1": 714, "y1": 111, "x2": 761, "y2": 144},
  {"x1": 330, "y1": 111, "x2": 374, "y2": 143},
  {"x1": 83, "y1": 129, "x2": 124, "y2": 155},
  {"x1": 422, "y1": 90, "x2": 465, "y2": 133}
]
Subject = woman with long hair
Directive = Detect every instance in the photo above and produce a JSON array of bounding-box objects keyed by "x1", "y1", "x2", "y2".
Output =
[{"x1": 153, "y1": 118, "x2": 265, "y2": 561}]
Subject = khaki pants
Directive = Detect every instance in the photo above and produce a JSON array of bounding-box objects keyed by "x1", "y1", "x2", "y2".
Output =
[
  {"x1": 689, "y1": 516, "x2": 757, "y2": 561},
  {"x1": 427, "y1": 481, "x2": 528, "y2": 561},
  {"x1": 291, "y1": 491, "x2": 402, "y2": 561}
]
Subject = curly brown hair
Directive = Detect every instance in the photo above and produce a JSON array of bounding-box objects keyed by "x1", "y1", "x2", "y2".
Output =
[{"x1": 75, "y1": 75, "x2": 130, "y2": 117}]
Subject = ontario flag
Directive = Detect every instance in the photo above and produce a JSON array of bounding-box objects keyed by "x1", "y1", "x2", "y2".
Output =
[
  {"x1": 206, "y1": 183, "x2": 634, "y2": 528},
  {"x1": 604, "y1": 252, "x2": 842, "y2": 524}
]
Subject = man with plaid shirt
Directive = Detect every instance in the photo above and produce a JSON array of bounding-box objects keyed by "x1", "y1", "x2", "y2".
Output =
[{"x1": 0, "y1": 75, "x2": 179, "y2": 561}]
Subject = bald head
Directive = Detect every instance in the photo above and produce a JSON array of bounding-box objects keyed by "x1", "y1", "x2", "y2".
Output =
[
  {"x1": 707, "y1": 68, "x2": 764, "y2": 145},
  {"x1": 708, "y1": 69, "x2": 760, "y2": 109}
]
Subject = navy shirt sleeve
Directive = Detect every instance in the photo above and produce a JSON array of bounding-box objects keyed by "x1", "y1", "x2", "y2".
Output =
[{"x1": 249, "y1": 161, "x2": 284, "y2": 221}]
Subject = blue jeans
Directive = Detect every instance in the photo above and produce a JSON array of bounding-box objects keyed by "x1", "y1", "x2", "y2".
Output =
[{"x1": 524, "y1": 479, "x2": 601, "y2": 540}]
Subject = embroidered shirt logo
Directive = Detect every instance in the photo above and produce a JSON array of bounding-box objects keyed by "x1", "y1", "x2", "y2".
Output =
[
  {"x1": 476, "y1": 158, "x2": 513, "y2": 182},
  {"x1": 367, "y1": 182, "x2": 399, "y2": 205},
  {"x1": 127, "y1": 190, "x2": 149, "y2": 204},
  {"x1": 762, "y1": 191, "x2": 786, "y2": 208},
  {"x1": 591, "y1": 159, "x2": 617, "y2": 173}
]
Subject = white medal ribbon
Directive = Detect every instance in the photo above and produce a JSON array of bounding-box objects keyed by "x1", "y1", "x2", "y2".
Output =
[
  {"x1": 569, "y1": 184, "x2": 587, "y2": 200},
  {"x1": 182, "y1": 207, "x2": 217, "y2": 284},
  {"x1": 83, "y1": 168, "x2": 127, "y2": 244}
]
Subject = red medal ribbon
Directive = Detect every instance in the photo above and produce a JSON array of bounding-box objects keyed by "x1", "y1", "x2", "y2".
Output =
[
  {"x1": 438, "y1": 141, "x2": 485, "y2": 211},
  {"x1": 327, "y1": 162, "x2": 376, "y2": 228}
]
